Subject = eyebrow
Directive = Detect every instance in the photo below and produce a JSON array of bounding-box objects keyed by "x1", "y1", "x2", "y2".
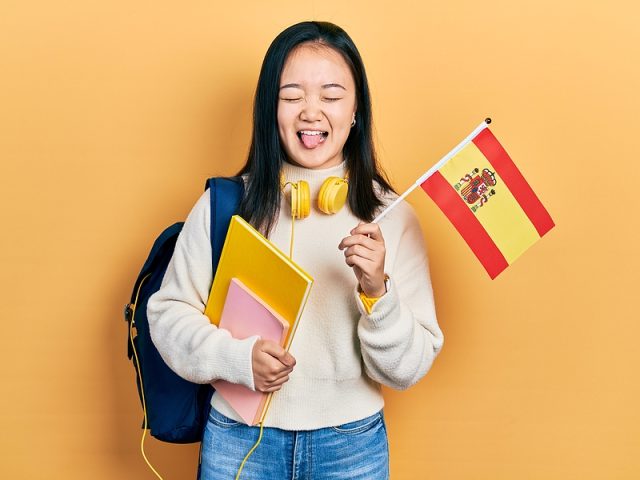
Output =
[{"x1": 279, "y1": 83, "x2": 347, "y2": 90}]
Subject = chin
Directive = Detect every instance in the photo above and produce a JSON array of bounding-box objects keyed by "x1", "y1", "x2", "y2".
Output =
[{"x1": 290, "y1": 155, "x2": 341, "y2": 170}]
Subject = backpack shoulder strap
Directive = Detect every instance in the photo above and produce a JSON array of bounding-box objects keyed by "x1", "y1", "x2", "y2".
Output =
[
  {"x1": 128, "y1": 221, "x2": 184, "y2": 305},
  {"x1": 205, "y1": 177, "x2": 245, "y2": 272}
]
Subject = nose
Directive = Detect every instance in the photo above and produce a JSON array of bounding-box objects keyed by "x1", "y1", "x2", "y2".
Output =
[{"x1": 299, "y1": 97, "x2": 323, "y2": 122}]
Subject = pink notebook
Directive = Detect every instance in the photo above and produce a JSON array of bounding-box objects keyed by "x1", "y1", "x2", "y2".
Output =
[{"x1": 213, "y1": 277, "x2": 289, "y2": 425}]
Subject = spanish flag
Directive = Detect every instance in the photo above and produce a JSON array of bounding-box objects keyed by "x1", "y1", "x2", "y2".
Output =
[{"x1": 419, "y1": 120, "x2": 554, "y2": 279}]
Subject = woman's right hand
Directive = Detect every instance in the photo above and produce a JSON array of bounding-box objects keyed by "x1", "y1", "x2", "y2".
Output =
[{"x1": 251, "y1": 339, "x2": 296, "y2": 393}]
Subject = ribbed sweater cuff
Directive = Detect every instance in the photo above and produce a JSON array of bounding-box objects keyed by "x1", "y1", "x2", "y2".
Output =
[
  {"x1": 354, "y1": 278, "x2": 398, "y2": 324},
  {"x1": 213, "y1": 334, "x2": 260, "y2": 391}
]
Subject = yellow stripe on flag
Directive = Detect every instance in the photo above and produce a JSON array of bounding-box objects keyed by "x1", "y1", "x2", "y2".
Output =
[{"x1": 438, "y1": 142, "x2": 540, "y2": 264}]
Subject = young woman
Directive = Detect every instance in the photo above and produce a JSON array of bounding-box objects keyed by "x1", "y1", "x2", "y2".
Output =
[{"x1": 148, "y1": 21, "x2": 444, "y2": 479}]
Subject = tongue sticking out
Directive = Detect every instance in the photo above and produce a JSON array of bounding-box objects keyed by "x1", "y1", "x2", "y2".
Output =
[{"x1": 300, "y1": 132, "x2": 325, "y2": 149}]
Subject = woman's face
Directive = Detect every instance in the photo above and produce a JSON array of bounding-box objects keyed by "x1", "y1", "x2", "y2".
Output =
[{"x1": 277, "y1": 44, "x2": 357, "y2": 170}]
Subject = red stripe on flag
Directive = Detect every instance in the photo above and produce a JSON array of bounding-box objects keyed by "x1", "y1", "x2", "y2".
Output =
[
  {"x1": 421, "y1": 171, "x2": 509, "y2": 279},
  {"x1": 473, "y1": 129, "x2": 555, "y2": 237}
]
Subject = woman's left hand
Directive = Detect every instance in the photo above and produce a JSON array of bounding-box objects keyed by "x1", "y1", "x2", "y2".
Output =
[{"x1": 338, "y1": 222, "x2": 387, "y2": 298}]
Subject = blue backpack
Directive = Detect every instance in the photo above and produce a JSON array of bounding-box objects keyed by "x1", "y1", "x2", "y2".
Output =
[{"x1": 125, "y1": 177, "x2": 244, "y2": 444}]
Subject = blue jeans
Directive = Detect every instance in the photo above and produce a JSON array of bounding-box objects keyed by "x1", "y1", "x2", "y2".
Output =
[{"x1": 199, "y1": 407, "x2": 389, "y2": 479}]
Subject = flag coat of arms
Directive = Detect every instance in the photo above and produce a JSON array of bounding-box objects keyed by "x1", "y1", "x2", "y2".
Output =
[{"x1": 420, "y1": 124, "x2": 554, "y2": 279}]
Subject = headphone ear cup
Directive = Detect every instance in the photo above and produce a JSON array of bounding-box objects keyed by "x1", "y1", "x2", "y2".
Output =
[
  {"x1": 318, "y1": 177, "x2": 348, "y2": 214},
  {"x1": 292, "y1": 180, "x2": 311, "y2": 219},
  {"x1": 299, "y1": 180, "x2": 311, "y2": 218}
]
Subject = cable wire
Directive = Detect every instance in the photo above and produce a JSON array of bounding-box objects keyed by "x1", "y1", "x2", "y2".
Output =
[
  {"x1": 129, "y1": 274, "x2": 164, "y2": 480},
  {"x1": 234, "y1": 421, "x2": 265, "y2": 480}
]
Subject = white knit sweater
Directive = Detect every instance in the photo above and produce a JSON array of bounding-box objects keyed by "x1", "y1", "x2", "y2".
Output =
[{"x1": 147, "y1": 161, "x2": 443, "y2": 430}]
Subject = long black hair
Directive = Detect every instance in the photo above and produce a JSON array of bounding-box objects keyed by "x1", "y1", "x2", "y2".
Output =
[{"x1": 237, "y1": 21, "x2": 395, "y2": 236}]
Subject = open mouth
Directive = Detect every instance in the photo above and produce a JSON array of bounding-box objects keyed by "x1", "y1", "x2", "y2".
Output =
[{"x1": 297, "y1": 130, "x2": 328, "y2": 149}]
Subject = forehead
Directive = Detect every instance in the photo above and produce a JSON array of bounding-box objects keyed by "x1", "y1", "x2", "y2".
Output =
[{"x1": 280, "y1": 44, "x2": 354, "y2": 87}]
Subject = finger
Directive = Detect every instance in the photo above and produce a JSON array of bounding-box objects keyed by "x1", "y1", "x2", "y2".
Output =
[
  {"x1": 279, "y1": 351, "x2": 296, "y2": 368},
  {"x1": 350, "y1": 222, "x2": 380, "y2": 236},
  {"x1": 344, "y1": 253, "x2": 377, "y2": 271},
  {"x1": 255, "y1": 371, "x2": 289, "y2": 393},
  {"x1": 265, "y1": 360, "x2": 293, "y2": 377},
  {"x1": 257, "y1": 345, "x2": 294, "y2": 368},
  {"x1": 343, "y1": 244, "x2": 381, "y2": 262},
  {"x1": 262, "y1": 344, "x2": 294, "y2": 367},
  {"x1": 260, "y1": 340, "x2": 287, "y2": 359},
  {"x1": 260, "y1": 383, "x2": 285, "y2": 393},
  {"x1": 273, "y1": 359, "x2": 295, "y2": 374},
  {"x1": 258, "y1": 374, "x2": 291, "y2": 392},
  {"x1": 350, "y1": 223, "x2": 384, "y2": 241},
  {"x1": 257, "y1": 382, "x2": 277, "y2": 393},
  {"x1": 339, "y1": 233, "x2": 380, "y2": 250},
  {"x1": 265, "y1": 374, "x2": 290, "y2": 388},
  {"x1": 344, "y1": 257, "x2": 363, "y2": 277},
  {"x1": 338, "y1": 234, "x2": 380, "y2": 251}
]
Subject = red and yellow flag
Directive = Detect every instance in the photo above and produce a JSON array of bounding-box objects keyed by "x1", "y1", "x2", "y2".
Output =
[{"x1": 420, "y1": 126, "x2": 554, "y2": 279}]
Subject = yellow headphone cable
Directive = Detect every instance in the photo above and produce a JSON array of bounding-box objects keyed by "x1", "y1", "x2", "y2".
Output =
[{"x1": 128, "y1": 273, "x2": 165, "y2": 480}]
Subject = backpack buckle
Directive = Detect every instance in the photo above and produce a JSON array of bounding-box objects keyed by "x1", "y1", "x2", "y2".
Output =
[{"x1": 124, "y1": 303, "x2": 134, "y2": 323}]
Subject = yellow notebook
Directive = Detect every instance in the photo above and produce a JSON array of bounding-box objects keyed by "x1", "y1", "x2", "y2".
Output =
[{"x1": 204, "y1": 215, "x2": 313, "y2": 352}]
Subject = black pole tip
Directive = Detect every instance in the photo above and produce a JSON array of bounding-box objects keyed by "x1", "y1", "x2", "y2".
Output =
[{"x1": 484, "y1": 117, "x2": 492, "y2": 124}]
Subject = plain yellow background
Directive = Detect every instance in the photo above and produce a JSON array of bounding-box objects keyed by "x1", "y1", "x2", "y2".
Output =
[{"x1": 1, "y1": 0, "x2": 638, "y2": 478}]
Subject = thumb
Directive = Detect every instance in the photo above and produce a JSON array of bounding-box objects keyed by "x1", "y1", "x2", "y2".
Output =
[
  {"x1": 278, "y1": 349, "x2": 296, "y2": 368},
  {"x1": 260, "y1": 340, "x2": 291, "y2": 363},
  {"x1": 261, "y1": 340, "x2": 295, "y2": 367}
]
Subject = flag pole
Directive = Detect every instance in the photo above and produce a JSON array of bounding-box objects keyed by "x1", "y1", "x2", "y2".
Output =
[{"x1": 372, "y1": 118, "x2": 492, "y2": 224}]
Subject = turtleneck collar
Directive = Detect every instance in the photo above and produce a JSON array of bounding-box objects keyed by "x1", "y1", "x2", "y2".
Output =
[{"x1": 281, "y1": 160, "x2": 347, "y2": 199}]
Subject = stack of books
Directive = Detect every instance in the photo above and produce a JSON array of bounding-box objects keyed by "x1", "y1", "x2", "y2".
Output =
[{"x1": 204, "y1": 215, "x2": 313, "y2": 425}]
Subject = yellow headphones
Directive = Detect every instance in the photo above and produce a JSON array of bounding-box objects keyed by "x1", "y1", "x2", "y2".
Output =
[{"x1": 281, "y1": 173, "x2": 349, "y2": 219}]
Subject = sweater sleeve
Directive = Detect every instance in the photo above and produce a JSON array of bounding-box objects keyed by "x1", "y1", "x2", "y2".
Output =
[
  {"x1": 147, "y1": 190, "x2": 259, "y2": 389},
  {"x1": 354, "y1": 203, "x2": 444, "y2": 390}
]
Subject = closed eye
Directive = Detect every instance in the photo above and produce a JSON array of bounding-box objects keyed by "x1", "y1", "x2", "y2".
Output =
[{"x1": 280, "y1": 97, "x2": 303, "y2": 102}]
